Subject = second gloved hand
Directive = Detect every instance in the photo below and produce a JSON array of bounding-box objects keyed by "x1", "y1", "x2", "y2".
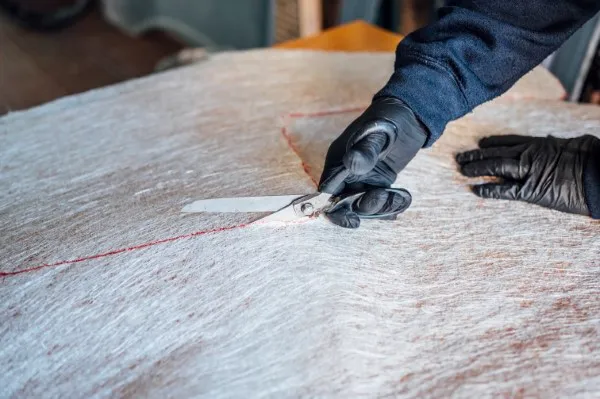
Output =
[
  {"x1": 318, "y1": 97, "x2": 428, "y2": 228},
  {"x1": 456, "y1": 134, "x2": 600, "y2": 217}
]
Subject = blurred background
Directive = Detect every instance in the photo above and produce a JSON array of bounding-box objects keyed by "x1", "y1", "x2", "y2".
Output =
[{"x1": 2, "y1": 0, "x2": 600, "y2": 115}]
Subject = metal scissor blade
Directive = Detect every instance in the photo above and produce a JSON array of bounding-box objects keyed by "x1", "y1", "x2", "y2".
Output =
[
  {"x1": 255, "y1": 204, "x2": 302, "y2": 223},
  {"x1": 255, "y1": 192, "x2": 333, "y2": 223},
  {"x1": 181, "y1": 194, "x2": 306, "y2": 213}
]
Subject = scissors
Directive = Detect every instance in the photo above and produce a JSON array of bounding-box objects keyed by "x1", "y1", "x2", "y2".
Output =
[
  {"x1": 180, "y1": 187, "x2": 412, "y2": 224},
  {"x1": 181, "y1": 120, "x2": 411, "y2": 224}
]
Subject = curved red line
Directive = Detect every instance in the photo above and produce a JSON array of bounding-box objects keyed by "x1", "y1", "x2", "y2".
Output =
[{"x1": 1, "y1": 106, "x2": 361, "y2": 278}]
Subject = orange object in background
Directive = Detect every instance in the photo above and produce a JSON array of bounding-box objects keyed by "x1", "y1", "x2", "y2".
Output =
[{"x1": 275, "y1": 20, "x2": 403, "y2": 52}]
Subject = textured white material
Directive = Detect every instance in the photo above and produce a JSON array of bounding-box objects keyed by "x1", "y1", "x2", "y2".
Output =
[{"x1": 1, "y1": 50, "x2": 598, "y2": 398}]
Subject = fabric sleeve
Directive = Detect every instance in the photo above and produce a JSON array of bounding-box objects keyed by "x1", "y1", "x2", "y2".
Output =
[{"x1": 375, "y1": 1, "x2": 600, "y2": 146}]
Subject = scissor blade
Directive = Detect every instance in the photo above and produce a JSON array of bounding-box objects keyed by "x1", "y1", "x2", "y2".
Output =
[
  {"x1": 181, "y1": 194, "x2": 305, "y2": 213},
  {"x1": 255, "y1": 205, "x2": 301, "y2": 223},
  {"x1": 255, "y1": 192, "x2": 333, "y2": 223}
]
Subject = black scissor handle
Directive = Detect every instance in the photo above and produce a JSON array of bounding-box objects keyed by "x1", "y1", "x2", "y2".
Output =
[{"x1": 327, "y1": 187, "x2": 412, "y2": 220}]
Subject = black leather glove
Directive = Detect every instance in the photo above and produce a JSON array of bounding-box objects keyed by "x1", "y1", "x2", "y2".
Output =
[
  {"x1": 318, "y1": 97, "x2": 428, "y2": 228},
  {"x1": 456, "y1": 134, "x2": 600, "y2": 216}
]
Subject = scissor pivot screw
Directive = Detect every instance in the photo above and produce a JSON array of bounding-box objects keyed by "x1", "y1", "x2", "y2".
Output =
[{"x1": 300, "y1": 203, "x2": 314, "y2": 216}]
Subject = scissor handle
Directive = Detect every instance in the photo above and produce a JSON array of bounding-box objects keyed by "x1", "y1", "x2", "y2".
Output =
[{"x1": 327, "y1": 187, "x2": 412, "y2": 220}]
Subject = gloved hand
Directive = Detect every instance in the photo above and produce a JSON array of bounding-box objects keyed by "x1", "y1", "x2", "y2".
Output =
[
  {"x1": 456, "y1": 134, "x2": 600, "y2": 216},
  {"x1": 318, "y1": 96, "x2": 428, "y2": 228}
]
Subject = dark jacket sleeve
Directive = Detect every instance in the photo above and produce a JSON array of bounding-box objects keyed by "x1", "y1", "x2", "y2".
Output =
[{"x1": 375, "y1": 0, "x2": 600, "y2": 147}]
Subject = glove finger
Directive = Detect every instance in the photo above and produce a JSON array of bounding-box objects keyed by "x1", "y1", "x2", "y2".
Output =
[
  {"x1": 460, "y1": 159, "x2": 522, "y2": 180},
  {"x1": 343, "y1": 131, "x2": 388, "y2": 176},
  {"x1": 318, "y1": 165, "x2": 348, "y2": 195},
  {"x1": 324, "y1": 206, "x2": 360, "y2": 229},
  {"x1": 344, "y1": 166, "x2": 396, "y2": 188},
  {"x1": 561, "y1": 135, "x2": 599, "y2": 152},
  {"x1": 355, "y1": 188, "x2": 410, "y2": 216},
  {"x1": 478, "y1": 135, "x2": 536, "y2": 148},
  {"x1": 456, "y1": 146, "x2": 523, "y2": 164},
  {"x1": 341, "y1": 182, "x2": 384, "y2": 197},
  {"x1": 472, "y1": 182, "x2": 522, "y2": 200}
]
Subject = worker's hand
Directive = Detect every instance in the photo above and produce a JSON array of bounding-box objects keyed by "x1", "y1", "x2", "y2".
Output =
[
  {"x1": 456, "y1": 134, "x2": 600, "y2": 216},
  {"x1": 318, "y1": 97, "x2": 428, "y2": 228}
]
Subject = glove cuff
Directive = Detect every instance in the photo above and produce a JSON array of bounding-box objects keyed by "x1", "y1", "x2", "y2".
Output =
[{"x1": 583, "y1": 151, "x2": 600, "y2": 219}]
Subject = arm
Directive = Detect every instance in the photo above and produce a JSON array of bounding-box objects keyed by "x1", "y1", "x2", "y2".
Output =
[
  {"x1": 376, "y1": 0, "x2": 600, "y2": 145},
  {"x1": 319, "y1": 1, "x2": 600, "y2": 227}
]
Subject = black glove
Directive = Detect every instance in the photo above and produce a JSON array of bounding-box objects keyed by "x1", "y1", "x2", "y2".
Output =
[
  {"x1": 318, "y1": 96, "x2": 428, "y2": 228},
  {"x1": 456, "y1": 134, "x2": 600, "y2": 216}
]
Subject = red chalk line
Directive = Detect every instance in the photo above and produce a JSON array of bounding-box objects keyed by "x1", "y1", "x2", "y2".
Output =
[
  {"x1": 0, "y1": 93, "x2": 568, "y2": 278},
  {"x1": 282, "y1": 105, "x2": 365, "y2": 188},
  {"x1": 1, "y1": 224, "x2": 250, "y2": 277},
  {"x1": 281, "y1": 126, "x2": 319, "y2": 188},
  {"x1": 287, "y1": 106, "x2": 364, "y2": 119},
  {"x1": 2, "y1": 107, "x2": 363, "y2": 278}
]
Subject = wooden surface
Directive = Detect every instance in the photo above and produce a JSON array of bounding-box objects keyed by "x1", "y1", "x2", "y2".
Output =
[
  {"x1": 0, "y1": 7, "x2": 182, "y2": 115},
  {"x1": 276, "y1": 20, "x2": 402, "y2": 52},
  {"x1": 399, "y1": 0, "x2": 433, "y2": 36},
  {"x1": 298, "y1": 0, "x2": 322, "y2": 37}
]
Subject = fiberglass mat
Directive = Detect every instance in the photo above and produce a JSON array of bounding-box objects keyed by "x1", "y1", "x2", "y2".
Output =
[{"x1": 1, "y1": 50, "x2": 598, "y2": 398}]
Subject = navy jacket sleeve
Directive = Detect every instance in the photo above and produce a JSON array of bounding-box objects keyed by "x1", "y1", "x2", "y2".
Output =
[{"x1": 375, "y1": 0, "x2": 600, "y2": 147}]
